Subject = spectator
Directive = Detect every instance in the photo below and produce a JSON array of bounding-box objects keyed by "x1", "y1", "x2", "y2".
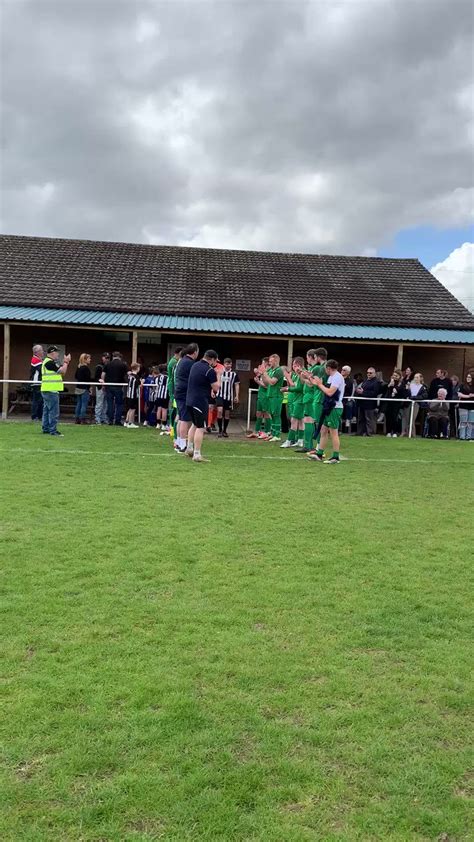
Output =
[
  {"x1": 356, "y1": 367, "x2": 381, "y2": 436},
  {"x1": 402, "y1": 366, "x2": 414, "y2": 384},
  {"x1": 449, "y1": 375, "x2": 460, "y2": 438},
  {"x1": 400, "y1": 366, "x2": 414, "y2": 435},
  {"x1": 74, "y1": 353, "x2": 92, "y2": 424},
  {"x1": 143, "y1": 366, "x2": 159, "y2": 427},
  {"x1": 408, "y1": 373, "x2": 428, "y2": 437},
  {"x1": 428, "y1": 368, "x2": 453, "y2": 400},
  {"x1": 458, "y1": 373, "x2": 474, "y2": 440},
  {"x1": 384, "y1": 369, "x2": 408, "y2": 437},
  {"x1": 101, "y1": 351, "x2": 128, "y2": 426},
  {"x1": 40, "y1": 345, "x2": 71, "y2": 436},
  {"x1": 29, "y1": 344, "x2": 44, "y2": 421},
  {"x1": 341, "y1": 365, "x2": 355, "y2": 433},
  {"x1": 427, "y1": 388, "x2": 450, "y2": 438},
  {"x1": 94, "y1": 352, "x2": 110, "y2": 425}
]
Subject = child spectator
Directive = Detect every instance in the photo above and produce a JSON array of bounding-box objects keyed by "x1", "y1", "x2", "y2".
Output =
[
  {"x1": 124, "y1": 363, "x2": 141, "y2": 428},
  {"x1": 143, "y1": 366, "x2": 159, "y2": 427}
]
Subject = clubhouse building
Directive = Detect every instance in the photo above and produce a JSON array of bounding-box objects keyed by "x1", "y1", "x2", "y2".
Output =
[{"x1": 1, "y1": 233, "x2": 474, "y2": 418}]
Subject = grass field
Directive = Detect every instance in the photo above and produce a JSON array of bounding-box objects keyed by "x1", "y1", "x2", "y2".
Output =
[{"x1": 1, "y1": 423, "x2": 473, "y2": 841}]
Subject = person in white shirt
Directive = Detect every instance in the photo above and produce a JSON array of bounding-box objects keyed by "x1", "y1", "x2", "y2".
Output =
[{"x1": 308, "y1": 359, "x2": 345, "y2": 463}]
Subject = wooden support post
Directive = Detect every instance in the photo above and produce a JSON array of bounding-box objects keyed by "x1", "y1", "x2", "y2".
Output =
[
  {"x1": 396, "y1": 343, "x2": 404, "y2": 370},
  {"x1": 132, "y1": 330, "x2": 138, "y2": 364},
  {"x1": 2, "y1": 322, "x2": 11, "y2": 420},
  {"x1": 287, "y1": 338, "x2": 294, "y2": 368}
]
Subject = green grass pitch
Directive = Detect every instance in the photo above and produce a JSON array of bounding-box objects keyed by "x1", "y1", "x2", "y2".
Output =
[{"x1": 1, "y1": 424, "x2": 473, "y2": 841}]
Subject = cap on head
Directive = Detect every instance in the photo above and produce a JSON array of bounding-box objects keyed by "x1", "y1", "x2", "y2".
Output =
[{"x1": 47, "y1": 345, "x2": 59, "y2": 353}]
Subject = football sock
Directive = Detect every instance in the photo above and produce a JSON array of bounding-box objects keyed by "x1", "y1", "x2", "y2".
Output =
[
  {"x1": 217, "y1": 418, "x2": 223, "y2": 432},
  {"x1": 223, "y1": 418, "x2": 229, "y2": 432},
  {"x1": 264, "y1": 417, "x2": 272, "y2": 434},
  {"x1": 304, "y1": 422, "x2": 314, "y2": 450},
  {"x1": 255, "y1": 416, "x2": 262, "y2": 433}
]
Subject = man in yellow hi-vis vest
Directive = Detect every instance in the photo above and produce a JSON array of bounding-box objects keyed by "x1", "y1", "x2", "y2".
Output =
[{"x1": 41, "y1": 345, "x2": 71, "y2": 436}]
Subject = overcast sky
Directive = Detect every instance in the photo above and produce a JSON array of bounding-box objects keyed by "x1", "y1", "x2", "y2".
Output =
[{"x1": 1, "y1": 0, "x2": 473, "y2": 308}]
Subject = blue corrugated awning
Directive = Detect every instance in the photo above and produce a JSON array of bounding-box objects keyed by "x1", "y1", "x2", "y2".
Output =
[{"x1": 1, "y1": 305, "x2": 473, "y2": 344}]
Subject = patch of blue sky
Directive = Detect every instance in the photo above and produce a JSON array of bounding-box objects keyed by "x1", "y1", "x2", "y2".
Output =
[{"x1": 379, "y1": 224, "x2": 474, "y2": 268}]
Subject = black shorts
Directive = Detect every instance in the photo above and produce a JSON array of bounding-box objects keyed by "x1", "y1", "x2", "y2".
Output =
[
  {"x1": 154, "y1": 398, "x2": 169, "y2": 410},
  {"x1": 187, "y1": 404, "x2": 207, "y2": 429},
  {"x1": 216, "y1": 396, "x2": 232, "y2": 410},
  {"x1": 125, "y1": 397, "x2": 138, "y2": 410},
  {"x1": 176, "y1": 396, "x2": 191, "y2": 422}
]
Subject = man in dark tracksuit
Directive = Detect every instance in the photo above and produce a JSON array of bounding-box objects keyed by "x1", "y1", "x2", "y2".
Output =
[{"x1": 356, "y1": 367, "x2": 381, "y2": 436}]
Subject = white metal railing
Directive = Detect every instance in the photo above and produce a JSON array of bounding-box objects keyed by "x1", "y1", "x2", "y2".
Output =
[
  {"x1": 246, "y1": 387, "x2": 466, "y2": 439},
  {"x1": 1, "y1": 380, "x2": 469, "y2": 438}
]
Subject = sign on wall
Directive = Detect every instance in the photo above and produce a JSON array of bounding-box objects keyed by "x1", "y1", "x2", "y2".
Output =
[{"x1": 236, "y1": 359, "x2": 251, "y2": 371}]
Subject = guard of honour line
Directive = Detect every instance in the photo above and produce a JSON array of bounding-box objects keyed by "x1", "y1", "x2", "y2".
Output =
[{"x1": 21, "y1": 342, "x2": 474, "y2": 462}]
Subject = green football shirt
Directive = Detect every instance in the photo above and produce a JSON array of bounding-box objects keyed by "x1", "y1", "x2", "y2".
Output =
[
  {"x1": 313, "y1": 363, "x2": 329, "y2": 405},
  {"x1": 267, "y1": 366, "x2": 285, "y2": 398}
]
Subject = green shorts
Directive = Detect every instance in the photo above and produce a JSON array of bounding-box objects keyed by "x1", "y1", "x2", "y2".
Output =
[
  {"x1": 268, "y1": 395, "x2": 283, "y2": 418},
  {"x1": 303, "y1": 399, "x2": 314, "y2": 419},
  {"x1": 312, "y1": 401, "x2": 323, "y2": 424},
  {"x1": 256, "y1": 394, "x2": 269, "y2": 414},
  {"x1": 323, "y1": 407, "x2": 343, "y2": 429},
  {"x1": 289, "y1": 400, "x2": 304, "y2": 421}
]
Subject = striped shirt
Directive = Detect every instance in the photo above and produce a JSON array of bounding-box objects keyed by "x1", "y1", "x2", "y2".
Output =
[
  {"x1": 156, "y1": 373, "x2": 168, "y2": 401},
  {"x1": 126, "y1": 373, "x2": 140, "y2": 399},
  {"x1": 218, "y1": 370, "x2": 239, "y2": 402}
]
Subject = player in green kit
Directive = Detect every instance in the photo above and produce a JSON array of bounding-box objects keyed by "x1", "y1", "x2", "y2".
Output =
[
  {"x1": 307, "y1": 359, "x2": 345, "y2": 463},
  {"x1": 294, "y1": 348, "x2": 327, "y2": 453},
  {"x1": 260, "y1": 353, "x2": 285, "y2": 441},
  {"x1": 280, "y1": 356, "x2": 305, "y2": 447},
  {"x1": 309, "y1": 347, "x2": 328, "y2": 452},
  {"x1": 247, "y1": 357, "x2": 272, "y2": 438},
  {"x1": 166, "y1": 347, "x2": 182, "y2": 433}
]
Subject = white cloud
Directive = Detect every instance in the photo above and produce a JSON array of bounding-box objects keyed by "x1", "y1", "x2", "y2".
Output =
[
  {"x1": 430, "y1": 243, "x2": 474, "y2": 313},
  {"x1": 1, "y1": 0, "x2": 473, "y2": 256}
]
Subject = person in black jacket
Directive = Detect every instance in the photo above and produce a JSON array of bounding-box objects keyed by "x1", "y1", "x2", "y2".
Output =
[
  {"x1": 74, "y1": 353, "x2": 92, "y2": 424},
  {"x1": 341, "y1": 365, "x2": 355, "y2": 433},
  {"x1": 384, "y1": 369, "x2": 408, "y2": 437},
  {"x1": 356, "y1": 367, "x2": 381, "y2": 436},
  {"x1": 94, "y1": 352, "x2": 110, "y2": 425},
  {"x1": 428, "y1": 369, "x2": 453, "y2": 400},
  {"x1": 29, "y1": 344, "x2": 44, "y2": 420}
]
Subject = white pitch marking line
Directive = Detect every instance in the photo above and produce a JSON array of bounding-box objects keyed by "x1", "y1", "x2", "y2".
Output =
[{"x1": 0, "y1": 447, "x2": 467, "y2": 465}]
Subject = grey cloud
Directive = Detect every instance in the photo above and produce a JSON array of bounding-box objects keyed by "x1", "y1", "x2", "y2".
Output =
[{"x1": 1, "y1": 0, "x2": 473, "y2": 256}]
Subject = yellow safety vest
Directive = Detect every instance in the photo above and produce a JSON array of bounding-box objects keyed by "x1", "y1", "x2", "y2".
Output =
[{"x1": 41, "y1": 357, "x2": 64, "y2": 392}]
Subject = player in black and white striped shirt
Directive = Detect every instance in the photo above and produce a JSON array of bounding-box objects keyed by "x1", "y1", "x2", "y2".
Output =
[
  {"x1": 125, "y1": 363, "x2": 141, "y2": 428},
  {"x1": 154, "y1": 364, "x2": 169, "y2": 432},
  {"x1": 216, "y1": 358, "x2": 240, "y2": 437}
]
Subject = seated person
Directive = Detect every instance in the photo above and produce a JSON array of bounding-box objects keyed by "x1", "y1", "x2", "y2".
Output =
[{"x1": 426, "y1": 388, "x2": 449, "y2": 438}]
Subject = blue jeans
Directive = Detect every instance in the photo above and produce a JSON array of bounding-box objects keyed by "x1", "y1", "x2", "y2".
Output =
[
  {"x1": 42, "y1": 392, "x2": 60, "y2": 433},
  {"x1": 106, "y1": 386, "x2": 124, "y2": 424},
  {"x1": 458, "y1": 408, "x2": 474, "y2": 440},
  {"x1": 75, "y1": 390, "x2": 90, "y2": 420}
]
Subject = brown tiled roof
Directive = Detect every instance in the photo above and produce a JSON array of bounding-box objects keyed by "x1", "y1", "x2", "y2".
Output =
[{"x1": 1, "y1": 233, "x2": 472, "y2": 329}]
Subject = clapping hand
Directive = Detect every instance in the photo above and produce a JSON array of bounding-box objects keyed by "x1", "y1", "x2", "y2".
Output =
[{"x1": 64, "y1": 353, "x2": 71, "y2": 364}]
